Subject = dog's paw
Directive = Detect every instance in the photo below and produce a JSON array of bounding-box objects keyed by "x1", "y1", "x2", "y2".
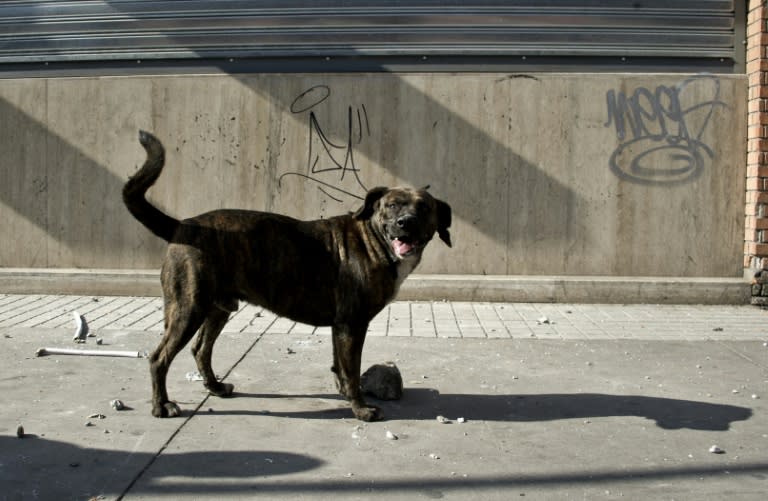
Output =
[
  {"x1": 152, "y1": 401, "x2": 182, "y2": 418},
  {"x1": 207, "y1": 382, "x2": 235, "y2": 397},
  {"x1": 353, "y1": 404, "x2": 382, "y2": 422}
]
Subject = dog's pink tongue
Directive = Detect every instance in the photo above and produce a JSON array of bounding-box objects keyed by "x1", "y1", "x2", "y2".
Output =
[{"x1": 392, "y1": 238, "x2": 413, "y2": 257}]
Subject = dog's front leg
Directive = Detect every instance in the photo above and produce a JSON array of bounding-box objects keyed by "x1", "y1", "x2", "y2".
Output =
[{"x1": 331, "y1": 324, "x2": 381, "y2": 422}]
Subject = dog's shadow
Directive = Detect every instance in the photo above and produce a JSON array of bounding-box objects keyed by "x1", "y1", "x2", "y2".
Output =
[{"x1": 218, "y1": 389, "x2": 751, "y2": 431}]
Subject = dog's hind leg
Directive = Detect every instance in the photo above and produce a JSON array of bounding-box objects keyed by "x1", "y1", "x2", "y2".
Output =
[
  {"x1": 191, "y1": 307, "x2": 234, "y2": 397},
  {"x1": 149, "y1": 303, "x2": 205, "y2": 418}
]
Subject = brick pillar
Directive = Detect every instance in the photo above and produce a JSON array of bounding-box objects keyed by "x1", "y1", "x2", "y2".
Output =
[{"x1": 746, "y1": 0, "x2": 768, "y2": 304}]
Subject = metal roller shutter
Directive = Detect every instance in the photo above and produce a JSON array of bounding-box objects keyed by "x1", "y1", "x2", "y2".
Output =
[{"x1": 0, "y1": 0, "x2": 744, "y2": 74}]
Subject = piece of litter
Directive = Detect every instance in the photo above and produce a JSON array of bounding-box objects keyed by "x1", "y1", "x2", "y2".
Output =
[
  {"x1": 16, "y1": 425, "x2": 24, "y2": 438},
  {"x1": 457, "y1": 417, "x2": 466, "y2": 423},
  {"x1": 752, "y1": 394, "x2": 760, "y2": 400},
  {"x1": 36, "y1": 347, "x2": 145, "y2": 358},
  {"x1": 88, "y1": 413, "x2": 106, "y2": 420},
  {"x1": 732, "y1": 389, "x2": 740, "y2": 394},
  {"x1": 72, "y1": 312, "x2": 89, "y2": 343},
  {"x1": 186, "y1": 371, "x2": 204, "y2": 382},
  {"x1": 96, "y1": 338, "x2": 103, "y2": 345},
  {"x1": 436, "y1": 415, "x2": 450, "y2": 424},
  {"x1": 286, "y1": 348, "x2": 296, "y2": 355},
  {"x1": 110, "y1": 399, "x2": 125, "y2": 411},
  {"x1": 85, "y1": 421, "x2": 94, "y2": 427},
  {"x1": 429, "y1": 453, "x2": 440, "y2": 460},
  {"x1": 537, "y1": 316, "x2": 550, "y2": 325},
  {"x1": 385, "y1": 431, "x2": 398, "y2": 440},
  {"x1": 709, "y1": 445, "x2": 725, "y2": 454},
  {"x1": 712, "y1": 327, "x2": 724, "y2": 332}
]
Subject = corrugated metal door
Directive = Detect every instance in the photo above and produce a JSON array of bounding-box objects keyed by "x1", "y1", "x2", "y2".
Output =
[{"x1": 0, "y1": 0, "x2": 744, "y2": 74}]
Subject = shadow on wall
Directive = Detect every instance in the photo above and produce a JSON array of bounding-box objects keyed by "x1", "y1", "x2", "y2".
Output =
[
  {"x1": 0, "y1": 75, "x2": 579, "y2": 273},
  {"x1": 235, "y1": 74, "x2": 580, "y2": 274},
  {"x1": 0, "y1": 96, "x2": 167, "y2": 268}
]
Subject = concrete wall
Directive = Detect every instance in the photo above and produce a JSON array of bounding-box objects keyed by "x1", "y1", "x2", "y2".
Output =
[{"x1": 0, "y1": 73, "x2": 746, "y2": 277}]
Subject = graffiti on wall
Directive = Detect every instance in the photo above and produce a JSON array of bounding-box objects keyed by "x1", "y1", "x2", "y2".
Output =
[
  {"x1": 279, "y1": 85, "x2": 370, "y2": 202},
  {"x1": 604, "y1": 75, "x2": 727, "y2": 186}
]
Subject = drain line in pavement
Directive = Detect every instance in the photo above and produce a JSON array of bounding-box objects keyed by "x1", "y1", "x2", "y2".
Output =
[{"x1": 115, "y1": 315, "x2": 277, "y2": 500}]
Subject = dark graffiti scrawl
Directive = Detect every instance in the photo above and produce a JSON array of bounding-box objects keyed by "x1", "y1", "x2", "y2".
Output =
[
  {"x1": 279, "y1": 85, "x2": 369, "y2": 202},
  {"x1": 604, "y1": 75, "x2": 727, "y2": 186}
]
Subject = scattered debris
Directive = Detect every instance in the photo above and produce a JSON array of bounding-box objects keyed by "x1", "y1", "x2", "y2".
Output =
[
  {"x1": 16, "y1": 425, "x2": 24, "y2": 438},
  {"x1": 36, "y1": 347, "x2": 145, "y2": 358},
  {"x1": 752, "y1": 394, "x2": 760, "y2": 400},
  {"x1": 457, "y1": 417, "x2": 466, "y2": 424},
  {"x1": 185, "y1": 371, "x2": 204, "y2": 382},
  {"x1": 429, "y1": 453, "x2": 440, "y2": 460},
  {"x1": 361, "y1": 362, "x2": 403, "y2": 401},
  {"x1": 110, "y1": 399, "x2": 125, "y2": 411},
  {"x1": 436, "y1": 415, "x2": 450, "y2": 424},
  {"x1": 88, "y1": 413, "x2": 106, "y2": 420},
  {"x1": 85, "y1": 422, "x2": 94, "y2": 427},
  {"x1": 709, "y1": 445, "x2": 725, "y2": 454},
  {"x1": 286, "y1": 348, "x2": 296, "y2": 355},
  {"x1": 537, "y1": 316, "x2": 550, "y2": 325},
  {"x1": 72, "y1": 312, "x2": 89, "y2": 343},
  {"x1": 712, "y1": 327, "x2": 724, "y2": 332},
  {"x1": 385, "y1": 430, "x2": 398, "y2": 440}
]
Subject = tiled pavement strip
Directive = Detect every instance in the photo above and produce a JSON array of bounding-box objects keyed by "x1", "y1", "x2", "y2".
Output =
[{"x1": 1, "y1": 293, "x2": 767, "y2": 341}]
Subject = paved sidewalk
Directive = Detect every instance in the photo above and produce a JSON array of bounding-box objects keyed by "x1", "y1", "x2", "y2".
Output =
[
  {"x1": 2, "y1": 294, "x2": 768, "y2": 500},
  {"x1": 1, "y1": 294, "x2": 767, "y2": 340}
]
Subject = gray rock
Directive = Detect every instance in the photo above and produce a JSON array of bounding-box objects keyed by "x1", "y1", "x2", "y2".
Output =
[{"x1": 361, "y1": 362, "x2": 403, "y2": 401}]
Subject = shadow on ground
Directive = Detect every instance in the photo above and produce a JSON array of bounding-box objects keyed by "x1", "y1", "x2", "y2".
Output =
[{"x1": 218, "y1": 389, "x2": 752, "y2": 431}]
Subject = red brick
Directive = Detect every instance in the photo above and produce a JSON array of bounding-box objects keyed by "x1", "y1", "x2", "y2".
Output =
[
  {"x1": 747, "y1": 58, "x2": 768, "y2": 74},
  {"x1": 748, "y1": 112, "x2": 768, "y2": 126},
  {"x1": 745, "y1": 242, "x2": 768, "y2": 256},
  {"x1": 747, "y1": 164, "x2": 768, "y2": 177},
  {"x1": 748, "y1": 137, "x2": 768, "y2": 152}
]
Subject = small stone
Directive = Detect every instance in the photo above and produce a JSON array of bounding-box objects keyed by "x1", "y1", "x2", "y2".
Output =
[
  {"x1": 709, "y1": 445, "x2": 725, "y2": 454},
  {"x1": 429, "y1": 453, "x2": 440, "y2": 460},
  {"x1": 457, "y1": 417, "x2": 466, "y2": 424},
  {"x1": 436, "y1": 415, "x2": 450, "y2": 424},
  {"x1": 110, "y1": 399, "x2": 125, "y2": 411},
  {"x1": 16, "y1": 425, "x2": 24, "y2": 438},
  {"x1": 385, "y1": 430, "x2": 398, "y2": 440},
  {"x1": 87, "y1": 413, "x2": 106, "y2": 420},
  {"x1": 85, "y1": 421, "x2": 94, "y2": 427},
  {"x1": 537, "y1": 316, "x2": 550, "y2": 325},
  {"x1": 96, "y1": 338, "x2": 103, "y2": 345}
]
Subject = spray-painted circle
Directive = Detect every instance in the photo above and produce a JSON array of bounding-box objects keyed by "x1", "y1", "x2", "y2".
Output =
[
  {"x1": 290, "y1": 85, "x2": 331, "y2": 114},
  {"x1": 609, "y1": 136, "x2": 709, "y2": 186}
]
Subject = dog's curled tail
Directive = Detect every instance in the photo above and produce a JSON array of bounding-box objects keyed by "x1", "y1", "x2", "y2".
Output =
[{"x1": 123, "y1": 130, "x2": 179, "y2": 242}]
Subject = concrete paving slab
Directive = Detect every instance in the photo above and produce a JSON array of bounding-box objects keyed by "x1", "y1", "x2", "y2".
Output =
[{"x1": 1, "y1": 296, "x2": 768, "y2": 500}]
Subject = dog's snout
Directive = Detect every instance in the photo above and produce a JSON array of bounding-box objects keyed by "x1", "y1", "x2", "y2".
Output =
[{"x1": 396, "y1": 215, "x2": 417, "y2": 229}]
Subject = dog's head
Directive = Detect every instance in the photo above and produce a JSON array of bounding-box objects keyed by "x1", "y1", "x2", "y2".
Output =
[{"x1": 354, "y1": 186, "x2": 452, "y2": 260}]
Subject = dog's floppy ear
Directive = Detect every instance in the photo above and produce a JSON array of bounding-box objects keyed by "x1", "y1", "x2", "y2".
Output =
[
  {"x1": 354, "y1": 186, "x2": 389, "y2": 220},
  {"x1": 436, "y1": 199, "x2": 452, "y2": 247}
]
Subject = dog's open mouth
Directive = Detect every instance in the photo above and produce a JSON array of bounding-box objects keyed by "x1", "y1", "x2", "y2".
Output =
[{"x1": 392, "y1": 237, "x2": 421, "y2": 258}]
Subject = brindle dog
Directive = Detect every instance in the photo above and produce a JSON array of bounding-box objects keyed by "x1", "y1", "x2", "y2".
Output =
[{"x1": 123, "y1": 131, "x2": 451, "y2": 421}]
